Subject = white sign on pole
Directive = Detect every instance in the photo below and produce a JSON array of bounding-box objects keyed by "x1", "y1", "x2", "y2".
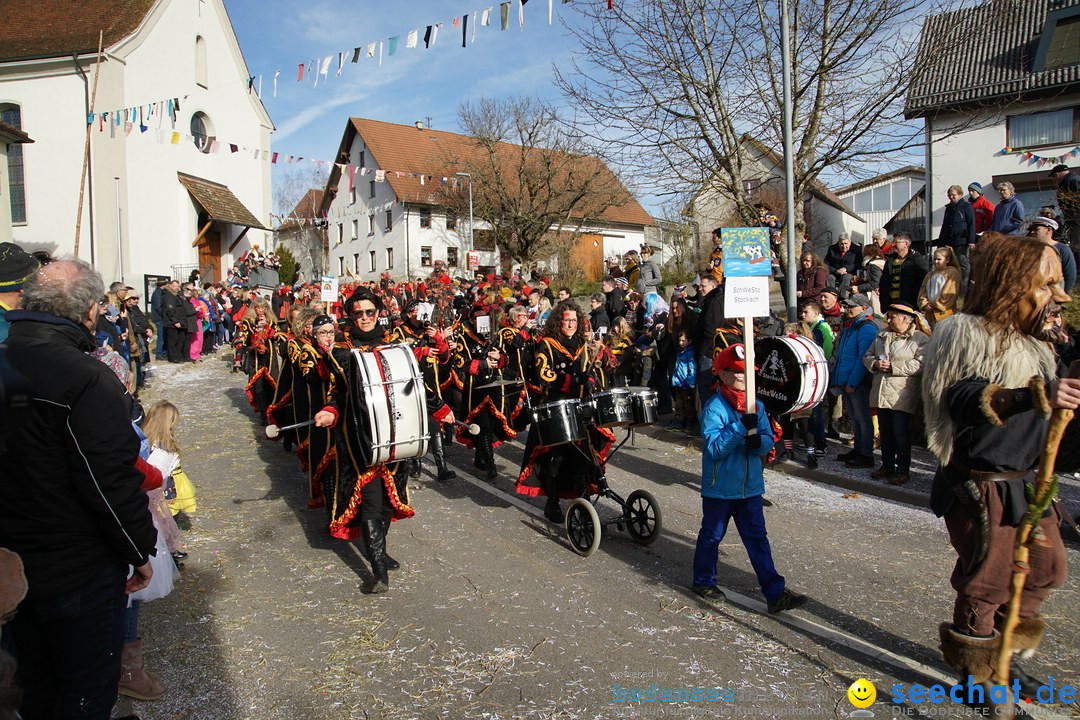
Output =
[
  {"x1": 320, "y1": 275, "x2": 338, "y2": 303},
  {"x1": 723, "y1": 276, "x2": 771, "y2": 319}
]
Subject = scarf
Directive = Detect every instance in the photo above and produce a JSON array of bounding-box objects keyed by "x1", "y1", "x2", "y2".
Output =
[{"x1": 719, "y1": 384, "x2": 747, "y2": 413}]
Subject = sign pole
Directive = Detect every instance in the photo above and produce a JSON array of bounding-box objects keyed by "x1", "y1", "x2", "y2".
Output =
[{"x1": 743, "y1": 319, "x2": 756, "y2": 417}]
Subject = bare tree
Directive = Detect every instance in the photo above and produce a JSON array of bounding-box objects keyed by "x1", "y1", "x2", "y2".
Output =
[
  {"x1": 441, "y1": 96, "x2": 633, "y2": 268},
  {"x1": 273, "y1": 166, "x2": 330, "y2": 278},
  {"x1": 555, "y1": 0, "x2": 967, "y2": 224}
]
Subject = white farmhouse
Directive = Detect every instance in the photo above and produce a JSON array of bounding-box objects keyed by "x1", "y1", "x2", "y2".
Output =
[
  {"x1": 320, "y1": 118, "x2": 654, "y2": 284},
  {"x1": 906, "y1": 0, "x2": 1080, "y2": 238},
  {"x1": 689, "y1": 135, "x2": 863, "y2": 255},
  {"x1": 0, "y1": 0, "x2": 273, "y2": 294}
]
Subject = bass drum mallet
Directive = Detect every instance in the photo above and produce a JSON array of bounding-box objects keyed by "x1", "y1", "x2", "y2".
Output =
[{"x1": 265, "y1": 419, "x2": 316, "y2": 439}]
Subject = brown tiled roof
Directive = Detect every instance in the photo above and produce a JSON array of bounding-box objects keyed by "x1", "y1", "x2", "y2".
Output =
[
  {"x1": 0, "y1": 120, "x2": 32, "y2": 144},
  {"x1": 741, "y1": 136, "x2": 864, "y2": 222},
  {"x1": 324, "y1": 118, "x2": 654, "y2": 227},
  {"x1": 277, "y1": 189, "x2": 324, "y2": 231},
  {"x1": 0, "y1": 0, "x2": 156, "y2": 62},
  {"x1": 178, "y1": 172, "x2": 268, "y2": 230},
  {"x1": 905, "y1": 0, "x2": 1080, "y2": 118}
]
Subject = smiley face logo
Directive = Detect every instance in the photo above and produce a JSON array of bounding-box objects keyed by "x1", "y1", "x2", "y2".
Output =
[{"x1": 848, "y1": 678, "x2": 876, "y2": 708}]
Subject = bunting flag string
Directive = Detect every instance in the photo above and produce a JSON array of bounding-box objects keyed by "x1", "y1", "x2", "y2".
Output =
[
  {"x1": 87, "y1": 111, "x2": 473, "y2": 225},
  {"x1": 231, "y1": 0, "x2": 609, "y2": 102},
  {"x1": 998, "y1": 145, "x2": 1080, "y2": 166}
]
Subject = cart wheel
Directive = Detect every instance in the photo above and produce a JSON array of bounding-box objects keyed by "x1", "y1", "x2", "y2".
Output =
[
  {"x1": 625, "y1": 489, "x2": 662, "y2": 545},
  {"x1": 565, "y1": 498, "x2": 602, "y2": 557}
]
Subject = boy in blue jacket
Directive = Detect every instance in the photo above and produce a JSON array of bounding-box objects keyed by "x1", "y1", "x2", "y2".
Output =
[{"x1": 692, "y1": 344, "x2": 807, "y2": 613}]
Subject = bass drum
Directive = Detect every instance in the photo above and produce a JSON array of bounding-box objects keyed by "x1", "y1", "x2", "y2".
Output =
[
  {"x1": 534, "y1": 399, "x2": 585, "y2": 447},
  {"x1": 754, "y1": 335, "x2": 829, "y2": 415},
  {"x1": 350, "y1": 345, "x2": 429, "y2": 465}
]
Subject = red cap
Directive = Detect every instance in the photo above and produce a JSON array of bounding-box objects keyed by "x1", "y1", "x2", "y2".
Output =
[{"x1": 713, "y1": 344, "x2": 750, "y2": 374}]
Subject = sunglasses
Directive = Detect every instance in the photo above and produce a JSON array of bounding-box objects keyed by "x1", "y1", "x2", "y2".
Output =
[{"x1": 351, "y1": 308, "x2": 378, "y2": 318}]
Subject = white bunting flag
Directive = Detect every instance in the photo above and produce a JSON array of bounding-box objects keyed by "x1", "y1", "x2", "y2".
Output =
[{"x1": 406, "y1": 29, "x2": 418, "y2": 48}]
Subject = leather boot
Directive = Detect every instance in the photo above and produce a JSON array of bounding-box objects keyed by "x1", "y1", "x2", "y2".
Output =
[
  {"x1": 430, "y1": 428, "x2": 456, "y2": 483},
  {"x1": 479, "y1": 433, "x2": 497, "y2": 481},
  {"x1": 381, "y1": 518, "x2": 400, "y2": 571},
  {"x1": 361, "y1": 519, "x2": 389, "y2": 593},
  {"x1": 117, "y1": 639, "x2": 166, "y2": 701}
]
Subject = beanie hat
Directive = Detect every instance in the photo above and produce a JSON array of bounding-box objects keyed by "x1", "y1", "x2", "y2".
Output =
[
  {"x1": 967, "y1": 182, "x2": 983, "y2": 193},
  {"x1": 0, "y1": 242, "x2": 40, "y2": 292}
]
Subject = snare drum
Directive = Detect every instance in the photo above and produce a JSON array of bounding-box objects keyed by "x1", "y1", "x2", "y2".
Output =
[
  {"x1": 591, "y1": 388, "x2": 634, "y2": 427},
  {"x1": 626, "y1": 386, "x2": 659, "y2": 426},
  {"x1": 350, "y1": 345, "x2": 429, "y2": 465},
  {"x1": 534, "y1": 399, "x2": 586, "y2": 447},
  {"x1": 754, "y1": 336, "x2": 829, "y2": 415}
]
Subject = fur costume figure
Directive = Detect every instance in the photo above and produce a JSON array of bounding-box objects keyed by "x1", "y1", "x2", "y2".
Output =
[{"x1": 922, "y1": 234, "x2": 1074, "y2": 706}]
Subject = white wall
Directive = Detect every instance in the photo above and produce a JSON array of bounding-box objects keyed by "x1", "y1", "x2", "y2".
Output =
[
  {"x1": 2, "y1": 0, "x2": 272, "y2": 287},
  {"x1": 926, "y1": 95, "x2": 1079, "y2": 236}
]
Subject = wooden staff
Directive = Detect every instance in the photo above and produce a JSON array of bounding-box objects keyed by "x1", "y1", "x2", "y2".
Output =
[
  {"x1": 994, "y1": 360, "x2": 1080, "y2": 685},
  {"x1": 74, "y1": 31, "x2": 103, "y2": 257}
]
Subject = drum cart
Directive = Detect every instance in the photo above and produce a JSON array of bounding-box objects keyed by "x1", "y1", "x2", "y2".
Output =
[{"x1": 536, "y1": 388, "x2": 663, "y2": 557}]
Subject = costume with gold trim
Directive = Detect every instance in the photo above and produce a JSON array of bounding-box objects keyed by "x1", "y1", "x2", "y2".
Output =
[{"x1": 515, "y1": 332, "x2": 614, "y2": 498}]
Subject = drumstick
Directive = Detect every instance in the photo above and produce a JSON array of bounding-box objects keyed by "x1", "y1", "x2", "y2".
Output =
[{"x1": 265, "y1": 419, "x2": 316, "y2": 438}]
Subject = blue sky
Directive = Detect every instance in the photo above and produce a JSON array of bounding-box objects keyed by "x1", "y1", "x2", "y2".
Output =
[{"x1": 228, "y1": 0, "x2": 585, "y2": 205}]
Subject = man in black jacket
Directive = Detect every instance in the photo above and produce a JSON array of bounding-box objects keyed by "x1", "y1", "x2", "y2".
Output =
[
  {"x1": 1050, "y1": 163, "x2": 1080, "y2": 252},
  {"x1": 936, "y1": 184, "x2": 976, "y2": 290},
  {"x1": 161, "y1": 279, "x2": 186, "y2": 363},
  {"x1": 0, "y1": 258, "x2": 156, "y2": 720},
  {"x1": 823, "y1": 233, "x2": 862, "y2": 299},
  {"x1": 880, "y1": 232, "x2": 929, "y2": 310},
  {"x1": 692, "y1": 273, "x2": 723, "y2": 407}
]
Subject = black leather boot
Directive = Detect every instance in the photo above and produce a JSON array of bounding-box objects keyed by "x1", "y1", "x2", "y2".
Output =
[
  {"x1": 361, "y1": 519, "x2": 389, "y2": 593},
  {"x1": 381, "y1": 518, "x2": 400, "y2": 571},
  {"x1": 430, "y1": 428, "x2": 456, "y2": 483},
  {"x1": 479, "y1": 433, "x2": 497, "y2": 481}
]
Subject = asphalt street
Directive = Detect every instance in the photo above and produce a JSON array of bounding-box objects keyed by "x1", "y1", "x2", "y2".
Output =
[{"x1": 119, "y1": 354, "x2": 1080, "y2": 720}]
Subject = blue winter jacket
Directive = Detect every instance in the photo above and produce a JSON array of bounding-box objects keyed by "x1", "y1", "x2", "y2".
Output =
[
  {"x1": 830, "y1": 311, "x2": 878, "y2": 389},
  {"x1": 672, "y1": 346, "x2": 697, "y2": 388},
  {"x1": 700, "y1": 393, "x2": 775, "y2": 499},
  {"x1": 990, "y1": 195, "x2": 1025, "y2": 235}
]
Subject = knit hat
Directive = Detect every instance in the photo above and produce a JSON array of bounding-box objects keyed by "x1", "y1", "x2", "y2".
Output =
[
  {"x1": 615, "y1": 276, "x2": 629, "y2": 290},
  {"x1": 0, "y1": 242, "x2": 39, "y2": 292},
  {"x1": 967, "y1": 182, "x2": 983, "y2": 194}
]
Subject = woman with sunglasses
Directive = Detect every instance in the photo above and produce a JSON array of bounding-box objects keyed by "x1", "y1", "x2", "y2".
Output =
[{"x1": 312, "y1": 287, "x2": 411, "y2": 594}]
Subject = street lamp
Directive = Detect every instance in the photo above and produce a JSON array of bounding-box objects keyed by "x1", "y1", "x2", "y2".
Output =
[{"x1": 455, "y1": 172, "x2": 474, "y2": 251}]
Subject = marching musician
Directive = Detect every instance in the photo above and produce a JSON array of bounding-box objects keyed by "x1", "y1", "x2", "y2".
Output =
[
  {"x1": 315, "y1": 289, "x2": 411, "y2": 593},
  {"x1": 267, "y1": 307, "x2": 334, "y2": 509},
  {"x1": 453, "y1": 304, "x2": 516, "y2": 480},
  {"x1": 240, "y1": 298, "x2": 278, "y2": 426},
  {"x1": 516, "y1": 301, "x2": 614, "y2": 523},
  {"x1": 390, "y1": 300, "x2": 458, "y2": 484},
  {"x1": 497, "y1": 305, "x2": 538, "y2": 432}
]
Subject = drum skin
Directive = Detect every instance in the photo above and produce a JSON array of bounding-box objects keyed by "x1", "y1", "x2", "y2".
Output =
[
  {"x1": 535, "y1": 398, "x2": 586, "y2": 447},
  {"x1": 350, "y1": 345, "x2": 429, "y2": 465},
  {"x1": 754, "y1": 336, "x2": 829, "y2": 415}
]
